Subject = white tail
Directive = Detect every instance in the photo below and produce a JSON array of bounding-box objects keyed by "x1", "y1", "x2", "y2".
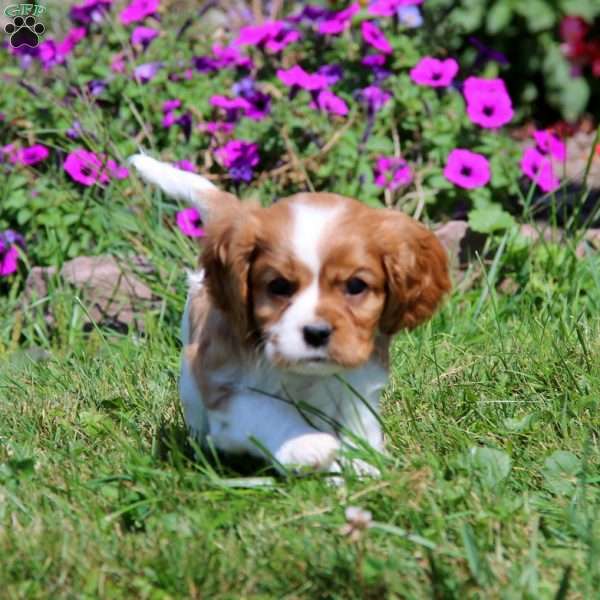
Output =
[{"x1": 129, "y1": 154, "x2": 231, "y2": 219}]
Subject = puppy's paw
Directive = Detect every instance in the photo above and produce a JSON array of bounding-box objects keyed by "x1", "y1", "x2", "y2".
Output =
[
  {"x1": 347, "y1": 458, "x2": 381, "y2": 479},
  {"x1": 276, "y1": 433, "x2": 340, "y2": 471}
]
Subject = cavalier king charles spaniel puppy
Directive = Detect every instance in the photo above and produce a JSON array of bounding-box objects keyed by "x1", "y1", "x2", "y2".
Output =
[{"x1": 130, "y1": 154, "x2": 450, "y2": 476}]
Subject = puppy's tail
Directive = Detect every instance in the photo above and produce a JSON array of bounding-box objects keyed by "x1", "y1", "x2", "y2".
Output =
[{"x1": 128, "y1": 153, "x2": 238, "y2": 221}]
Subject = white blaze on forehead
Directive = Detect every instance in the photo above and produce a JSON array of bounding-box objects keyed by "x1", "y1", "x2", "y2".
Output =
[{"x1": 290, "y1": 201, "x2": 342, "y2": 276}]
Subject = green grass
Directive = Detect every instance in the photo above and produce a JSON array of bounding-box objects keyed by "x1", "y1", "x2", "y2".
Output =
[{"x1": 1, "y1": 235, "x2": 600, "y2": 599}]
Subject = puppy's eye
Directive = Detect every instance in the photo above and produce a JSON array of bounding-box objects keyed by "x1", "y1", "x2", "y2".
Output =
[
  {"x1": 346, "y1": 277, "x2": 368, "y2": 295},
  {"x1": 267, "y1": 277, "x2": 295, "y2": 297}
]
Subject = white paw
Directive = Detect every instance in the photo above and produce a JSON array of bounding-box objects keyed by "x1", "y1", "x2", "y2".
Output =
[
  {"x1": 276, "y1": 433, "x2": 341, "y2": 471},
  {"x1": 348, "y1": 458, "x2": 381, "y2": 478}
]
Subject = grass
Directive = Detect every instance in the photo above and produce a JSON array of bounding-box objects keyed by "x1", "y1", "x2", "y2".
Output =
[{"x1": 1, "y1": 223, "x2": 600, "y2": 598}]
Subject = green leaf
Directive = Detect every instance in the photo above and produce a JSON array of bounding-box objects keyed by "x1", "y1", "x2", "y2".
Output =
[
  {"x1": 468, "y1": 446, "x2": 512, "y2": 490},
  {"x1": 468, "y1": 205, "x2": 515, "y2": 233},
  {"x1": 486, "y1": 1, "x2": 513, "y2": 34},
  {"x1": 542, "y1": 450, "x2": 581, "y2": 495}
]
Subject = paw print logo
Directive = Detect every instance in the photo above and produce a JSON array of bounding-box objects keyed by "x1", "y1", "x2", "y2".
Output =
[{"x1": 5, "y1": 15, "x2": 45, "y2": 48}]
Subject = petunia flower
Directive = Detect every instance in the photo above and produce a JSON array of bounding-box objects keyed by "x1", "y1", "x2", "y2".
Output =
[
  {"x1": 374, "y1": 156, "x2": 412, "y2": 190},
  {"x1": 131, "y1": 26, "x2": 159, "y2": 49},
  {"x1": 369, "y1": 0, "x2": 423, "y2": 17},
  {"x1": 444, "y1": 149, "x2": 491, "y2": 189},
  {"x1": 106, "y1": 159, "x2": 129, "y2": 179},
  {"x1": 11, "y1": 144, "x2": 49, "y2": 166},
  {"x1": 463, "y1": 76, "x2": 508, "y2": 99},
  {"x1": 520, "y1": 147, "x2": 560, "y2": 193},
  {"x1": 234, "y1": 21, "x2": 300, "y2": 53},
  {"x1": 466, "y1": 91, "x2": 513, "y2": 129},
  {"x1": 69, "y1": 0, "x2": 112, "y2": 25},
  {"x1": 361, "y1": 21, "x2": 392, "y2": 54},
  {"x1": 410, "y1": 57, "x2": 458, "y2": 87},
  {"x1": 64, "y1": 149, "x2": 128, "y2": 186},
  {"x1": 193, "y1": 44, "x2": 253, "y2": 72},
  {"x1": 210, "y1": 95, "x2": 252, "y2": 122},
  {"x1": 468, "y1": 37, "x2": 509, "y2": 68},
  {"x1": 110, "y1": 52, "x2": 126, "y2": 73},
  {"x1": 357, "y1": 85, "x2": 392, "y2": 114},
  {"x1": 318, "y1": 3, "x2": 360, "y2": 35},
  {"x1": 288, "y1": 5, "x2": 332, "y2": 24},
  {"x1": 0, "y1": 230, "x2": 26, "y2": 277},
  {"x1": 133, "y1": 61, "x2": 162, "y2": 83},
  {"x1": 37, "y1": 27, "x2": 86, "y2": 70},
  {"x1": 215, "y1": 140, "x2": 260, "y2": 183},
  {"x1": 87, "y1": 79, "x2": 107, "y2": 96},
  {"x1": 317, "y1": 64, "x2": 344, "y2": 86},
  {"x1": 176, "y1": 207, "x2": 204, "y2": 237},
  {"x1": 198, "y1": 122, "x2": 235, "y2": 135},
  {"x1": 162, "y1": 99, "x2": 181, "y2": 113},
  {"x1": 276, "y1": 65, "x2": 328, "y2": 91},
  {"x1": 120, "y1": 0, "x2": 159, "y2": 25},
  {"x1": 533, "y1": 130, "x2": 566, "y2": 162},
  {"x1": 310, "y1": 90, "x2": 349, "y2": 116},
  {"x1": 174, "y1": 159, "x2": 197, "y2": 172}
]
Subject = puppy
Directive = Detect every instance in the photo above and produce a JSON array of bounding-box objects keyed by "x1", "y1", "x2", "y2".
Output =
[{"x1": 130, "y1": 155, "x2": 450, "y2": 475}]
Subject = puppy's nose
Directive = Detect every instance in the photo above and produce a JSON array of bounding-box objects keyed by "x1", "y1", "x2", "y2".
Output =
[{"x1": 303, "y1": 323, "x2": 332, "y2": 348}]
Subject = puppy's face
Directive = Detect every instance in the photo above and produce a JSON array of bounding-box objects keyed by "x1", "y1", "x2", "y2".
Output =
[{"x1": 202, "y1": 193, "x2": 450, "y2": 375}]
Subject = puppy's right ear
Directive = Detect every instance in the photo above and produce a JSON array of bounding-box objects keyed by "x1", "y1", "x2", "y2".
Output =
[{"x1": 128, "y1": 154, "x2": 239, "y2": 222}]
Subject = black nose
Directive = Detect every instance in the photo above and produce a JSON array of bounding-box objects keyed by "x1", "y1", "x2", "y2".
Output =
[{"x1": 303, "y1": 324, "x2": 332, "y2": 348}]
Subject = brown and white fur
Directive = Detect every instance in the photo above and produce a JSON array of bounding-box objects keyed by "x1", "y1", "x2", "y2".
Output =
[{"x1": 130, "y1": 154, "x2": 451, "y2": 476}]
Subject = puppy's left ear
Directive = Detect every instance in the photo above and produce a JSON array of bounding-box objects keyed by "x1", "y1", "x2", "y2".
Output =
[{"x1": 377, "y1": 210, "x2": 451, "y2": 334}]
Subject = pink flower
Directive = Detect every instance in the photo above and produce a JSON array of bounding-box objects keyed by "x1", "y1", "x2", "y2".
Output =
[
  {"x1": 310, "y1": 90, "x2": 349, "y2": 116},
  {"x1": 444, "y1": 149, "x2": 491, "y2": 189},
  {"x1": 318, "y1": 3, "x2": 360, "y2": 35},
  {"x1": 131, "y1": 26, "x2": 159, "y2": 47},
  {"x1": 374, "y1": 156, "x2": 412, "y2": 190},
  {"x1": 463, "y1": 76, "x2": 507, "y2": 99},
  {"x1": 466, "y1": 92, "x2": 513, "y2": 129},
  {"x1": 198, "y1": 122, "x2": 235, "y2": 135},
  {"x1": 176, "y1": 207, "x2": 204, "y2": 238},
  {"x1": 57, "y1": 27, "x2": 86, "y2": 55},
  {"x1": 533, "y1": 130, "x2": 566, "y2": 161},
  {"x1": 64, "y1": 149, "x2": 127, "y2": 186},
  {"x1": 276, "y1": 66, "x2": 328, "y2": 90},
  {"x1": 358, "y1": 85, "x2": 392, "y2": 113},
  {"x1": 12, "y1": 144, "x2": 49, "y2": 166},
  {"x1": 215, "y1": 140, "x2": 260, "y2": 182},
  {"x1": 362, "y1": 54, "x2": 387, "y2": 67},
  {"x1": 520, "y1": 147, "x2": 560, "y2": 193},
  {"x1": 120, "y1": 0, "x2": 159, "y2": 24},
  {"x1": 174, "y1": 159, "x2": 197, "y2": 172},
  {"x1": 133, "y1": 61, "x2": 162, "y2": 83},
  {"x1": 369, "y1": 0, "x2": 423, "y2": 17},
  {"x1": 0, "y1": 230, "x2": 25, "y2": 277},
  {"x1": 234, "y1": 21, "x2": 300, "y2": 53},
  {"x1": 361, "y1": 21, "x2": 392, "y2": 54},
  {"x1": 162, "y1": 99, "x2": 181, "y2": 112},
  {"x1": 410, "y1": 57, "x2": 459, "y2": 87}
]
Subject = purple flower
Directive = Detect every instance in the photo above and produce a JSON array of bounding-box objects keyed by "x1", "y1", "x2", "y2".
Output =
[
  {"x1": 106, "y1": 159, "x2": 129, "y2": 179},
  {"x1": 466, "y1": 91, "x2": 513, "y2": 129},
  {"x1": 397, "y1": 5, "x2": 423, "y2": 27},
  {"x1": 110, "y1": 52, "x2": 126, "y2": 73},
  {"x1": 520, "y1": 147, "x2": 560, "y2": 193},
  {"x1": 358, "y1": 86, "x2": 392, "y2": 113},
  {"x1": 216, "y1": 140, "x2": 260, "y2": 183},
  {"x1": 198, "y1": 122, "x2": 235, "y2": 135},
  {"x1": 37, "y1": 27, "x2": 86, "y2": 70},
  {"x1": 210, "y1": 95, "x2": 252, "y2": 121},
  {"x1": 134, "y1": 62, "x2": 162, "y2": 83},
  {"x1": 67, "y1": 121, "x2": 83, "y2": 139},
  {"x1": 277, "y1": 66, "x2": 328, "y2": 91},
  {"x1": 12, "y1": 144, "x2": 49, "y2": 166},
  {"x1": 174, "y1": 159, "x2": 197, "y2": 172},
  {"x1": 374, "y1": 156, "x2": 412, "y2": 190},
  {"x1": 69, "y1": 0, "x2": 112, "y2": 25},
  {"x1": 444, "y1": 149, "x2": 491, "y2": 189},
  {"x1": 317, "y1": 64, "x2": 343, "y2": 86},
  {"x1": 362, "y1": 54, "x2": 387, "y2": 67},
  {"x1": 234, "y1": 21, "x2": 300, "y2": 53},
  {"x1": 231, "y1": 79, "x2": 272, "y2": 121},
  {"x1": 410, "y1": 57, "x2": 459, "y2": 87},
  {"x1": 310, "y1": 90, "x2": 349, "y2": 116},
  {"x1": 87, "y1": 79, "x2": 107, "y2": 96},
  {"x1": 468, "y1": 37, "x2": 509, "y2": 67},
  {"x1": 0, "y1": 230, "x2": 25, "y2": 277},
  {"x1": 162, "y1": 99, "x2": 181, "y2": 113},
  {"x1": 369, "y1": 0, "x2": 423, "y2": 17},
  {"x1": 318, "y1": 3, "x2": 360, "y2": 35},
  {"x1": 193, "y1": 44, "x2": 253, "y2": 73},
  {"x1": 131, "y1": 26, "x2": 159, "y2": 49},
  {"x1": 361, "y1": 21, "x2": 393, "y2": 54},
  {"x1": 288, "y1": 5, "x2": 332, "y2": 23},
  {"x1": 120, "y1": 0, "x2": 159, "y2": 25},
  {"x1": 533, "y1": 130, "x2": 566, "y2": 161},
  {"x1": 176, "y1": 207, "x2": 205, "y2": 237}
]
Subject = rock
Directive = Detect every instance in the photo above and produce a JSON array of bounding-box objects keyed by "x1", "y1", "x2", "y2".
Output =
[{"x1": 22, "y1": 255, "x2": 159, "y2": 332}]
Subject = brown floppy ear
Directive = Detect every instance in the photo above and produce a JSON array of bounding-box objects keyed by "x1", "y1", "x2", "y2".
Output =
[
  {"x1": 201, "y1": 206, "x2": 260, "y2": 341},
  {"x1": 377, "y1": 210, "x2": 451, "y2": 334}
]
